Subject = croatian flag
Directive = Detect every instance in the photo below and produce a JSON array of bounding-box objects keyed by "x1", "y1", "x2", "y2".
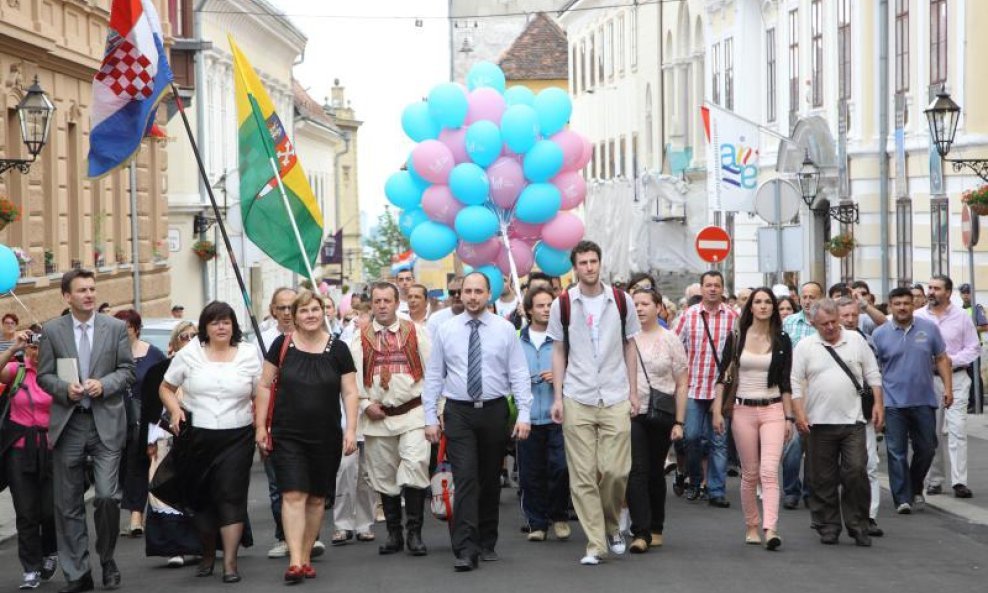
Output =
[
  {"x1": 87, "y1": 0, "x2": 173, "y2": 178},
  {"x1": 390, "y1": 250, "x2": 417, "y2": 275}
]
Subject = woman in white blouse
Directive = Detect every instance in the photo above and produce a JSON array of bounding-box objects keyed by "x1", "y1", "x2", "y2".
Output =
[
  {"x1": 626, "y1": 289, "x2": 688, "y2": 554},
  {"x1": 159, "y1": 302, "x2": 261, "y2": 583}
]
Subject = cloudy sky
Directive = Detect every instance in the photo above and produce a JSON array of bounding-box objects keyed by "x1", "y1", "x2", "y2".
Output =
[{"x1": 269, "y1": 0, "x2": 451, "y2": 228}]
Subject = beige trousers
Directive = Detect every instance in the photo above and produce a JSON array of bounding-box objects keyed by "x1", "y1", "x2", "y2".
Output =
[{"x1": 363, "y1": 428, "x2": 430, "y2": 496}]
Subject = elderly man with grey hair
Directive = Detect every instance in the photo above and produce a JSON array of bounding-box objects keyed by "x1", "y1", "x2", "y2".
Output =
[{"x1": 791, "y1": 298, "x2": 883, "y2": 548}]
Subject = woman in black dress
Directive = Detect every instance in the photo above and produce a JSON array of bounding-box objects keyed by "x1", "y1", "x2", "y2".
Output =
[{"x1": 254, "y1": 290, "x2": 358, "y2": 583}]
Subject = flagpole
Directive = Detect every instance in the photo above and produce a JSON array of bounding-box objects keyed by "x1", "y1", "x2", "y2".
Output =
[{"x1": 169, "y1": 83, "x2": 267, "y2": 353}]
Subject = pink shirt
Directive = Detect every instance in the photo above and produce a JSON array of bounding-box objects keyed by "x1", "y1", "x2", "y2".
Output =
[{"x1": 4, "y1": 361, "x2": 53, "y2": 448}]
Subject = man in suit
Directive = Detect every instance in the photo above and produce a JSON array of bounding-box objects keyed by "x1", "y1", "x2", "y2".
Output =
[{"x1": 37, "y1": 269, "x2": 134, "y2": 592}]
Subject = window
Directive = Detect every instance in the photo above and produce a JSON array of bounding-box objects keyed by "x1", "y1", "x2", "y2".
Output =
[
  {"x1": 896, "y1": 197, "x2": 913, "y2": 287},
  {"x1": 608, "y1": 139, "x2": 616, "y2": 179},
  {"x1": 599, "y1": 142, "x2": 607, "y2": 178},
  {"x1": 711, "y1": 42, "x2": 721, "y2": 105},
  {"x1": 930, "y1": 0, "x2": 948, "y2": 85},
  {"x1": 617, "y1": 15, "x2": 625, "y2": 75},
  {"x1": 589, "y1": 34, "x2": 596, "y2": 89},
  {"x1": 895, "y1": 0, "x2": 909, "y2": 93},
  {"x1": 838, "y1": 0, "x2": 851, "y2": 100},
  {"x1": 607, "y1": 21, "x2": 615, "y2": 79},
  {"x1": 630, "y1": 8, "x2": 638, "y2": 69},
  {"x1": 931, "y1": 197, "x2": 949, "y2": 276},
  {"x1": 724, "y1": 37, "x2": 734, "y2": 110},
  {"x1": 591, "y1": 145, "x2": 598, "y2": 179},
  {"x1": 580, "y1": 40, "x2": 587, "y2": 92},
  {"x1": 811, "y1": 0, "x2": 823, "y2": 107},
  {"x1": 788, "y1": 9, "x2": 799, "y2": 122},
  {"x1": 598, "y1": 28, "x2": 605, "y2": 83},
  {"x1": 619, "y1": 136, "x2": 626, "y2": 177},
  {"x1": 631, "y1": 134, "x2": 639, "y2": 179},
  {"x1": 766, "y1": 28, "x2": 777, "y2": 122},
  {"x1": 571, "y1": 45, "x2": 578, "y2": 94}
]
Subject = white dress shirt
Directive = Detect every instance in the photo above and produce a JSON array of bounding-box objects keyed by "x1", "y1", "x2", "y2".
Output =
[
  {"x1": 791, "y1": 329, "x2": 882, "y2": 425},
  {"x1": 163, "y1": 340, "x2": 261, "y2": 429},
  {"x1": 72, "y1": 315, "x2": 95, "y2": 362},
  {"x1": 423, "y1": 310, "x2": 532, "y2": 426}
]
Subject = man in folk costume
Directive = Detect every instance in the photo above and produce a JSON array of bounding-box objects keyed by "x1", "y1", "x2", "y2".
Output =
[{"x1": 349, "y1": 282, "x2": 432, "y2": 556}]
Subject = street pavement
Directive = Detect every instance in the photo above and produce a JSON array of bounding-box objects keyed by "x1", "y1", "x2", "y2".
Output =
[{"x1": 0, "y1": 429, "x2": 986, "y2": 593}]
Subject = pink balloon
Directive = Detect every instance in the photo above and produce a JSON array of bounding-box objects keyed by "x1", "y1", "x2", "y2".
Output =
[
  {"x1": 541, "y1": 212, "x2": 586, "y2": 250},
  {"x1": 575, "y1": 135, "x2": 592, "y2": 170},
  {"x1": 465, "y1": 88, "x2": 507, "y2": 125},
  {"x1": 552, "y1": 171, "x2": 587, "y2": 210},
  {"x1": 439, "y1": 128, "x2": 470, "y2": 164},
  {"x1": 411, "y1": 139, "x2": 455, "y2": 184},
  {"x1": 509, "y1": 220, "x2": 543, "y2": 241},
  {"x1": 421, "y1": 185, "x2": 463, "y2": 226},
  {"x1": 456, "y1": 237, "x2": 502, "y2": 267},
  {"x1": 552, "y1": 130, "x2": 584, "y2": 173},
  {"x1": 496, "y1": 238, "x2": 534, "y2": 277},
  {"x1": 487, "y1": 157, "x2": 527, "y2": 209}
]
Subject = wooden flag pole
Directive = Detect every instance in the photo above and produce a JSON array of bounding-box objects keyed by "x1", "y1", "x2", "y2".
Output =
[{"x1": 170, "y1": 83, "x2": 267, "y2": 353}]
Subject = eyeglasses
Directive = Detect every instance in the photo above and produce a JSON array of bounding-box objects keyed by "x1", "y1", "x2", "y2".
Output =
[
  {"x1": 179, "y1": 332, "x2": 197, "y2": 342},
  {"x1": 274, "y1": 306, "x2": 293, "y2": 312},
  {"x1": 448, "y1": 290, "x2": 461, "y2": 297}
]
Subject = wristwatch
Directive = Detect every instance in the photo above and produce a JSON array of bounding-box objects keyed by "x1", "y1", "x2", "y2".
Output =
[
  {"x1": 673, "y1": 420, "x2": 685, "y2": 427},
  {"x1": 785, "y1": 415, "x2": 796, "y2": 422}
]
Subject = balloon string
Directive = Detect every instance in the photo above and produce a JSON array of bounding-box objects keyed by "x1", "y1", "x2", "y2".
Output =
[
  {"x1": 498, "y1": 222, "x2": 522, "y2": 304},
  {"x1": 5, "y1": 291, "x2": 43, "y2": 327}
]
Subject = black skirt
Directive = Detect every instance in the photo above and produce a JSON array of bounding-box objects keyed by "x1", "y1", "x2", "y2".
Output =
[{"x1": 270, "y1": 430, "x2": 343, "y2": 497}]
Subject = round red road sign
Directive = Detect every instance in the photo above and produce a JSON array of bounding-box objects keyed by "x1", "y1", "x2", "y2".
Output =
[{"x1": 695, "y1": 226, "x2": 732, "y2": 263}]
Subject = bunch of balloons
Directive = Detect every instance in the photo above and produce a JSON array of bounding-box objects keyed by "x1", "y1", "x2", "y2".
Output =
[{"x1": 385, "y1": 61, "x2": 590, "y2": 300}]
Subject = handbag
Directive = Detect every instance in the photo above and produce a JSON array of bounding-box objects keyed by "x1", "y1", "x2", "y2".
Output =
[
  {"x1": 430, "y1": 435, "x2": 454, "y2": 521},
  {"x1": 715, "y1": 330, "x2": 741, "y2": 418},
  {"x1": 822, "y1": 345, "x2": 875, "y2": 421},
  {"x1": 264, "y1": 333, "x2": 293, "y2": 451},
  {"x1": 634, "y1": 341, "x2": 676, "y2": 422}
]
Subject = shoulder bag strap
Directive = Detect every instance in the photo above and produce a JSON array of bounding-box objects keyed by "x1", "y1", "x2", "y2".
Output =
[
  {"x1": 612, "y1": 286, "x2": 627, "y2": 343},
  {"x1": 822, "y1": 344, "x2": 863, "y2": 392},
  {"x1": 700, "y1": 310, "x2": 722, "y2": 369},
  {"x1": 266, "y1": 333, "x2": 294, "y2": 434},
  {"x1": 560, "y1": 292, "x2": 571, "y2": 362},
  {"x1": 633, "y1": 340, "x2": 652, "y2": 388}
]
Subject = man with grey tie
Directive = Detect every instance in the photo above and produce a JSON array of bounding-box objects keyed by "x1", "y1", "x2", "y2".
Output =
[
  {"x1": 37, "y1": 270, "x2": 134, "y2": 593},
  {"x1": 424, "y1": 272, "x2": 532, "y2": 572}
]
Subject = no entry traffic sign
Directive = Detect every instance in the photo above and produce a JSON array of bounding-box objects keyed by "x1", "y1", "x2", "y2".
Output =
[{"x1": 695, "y1": 226, "x2": 732, "y2": 263}]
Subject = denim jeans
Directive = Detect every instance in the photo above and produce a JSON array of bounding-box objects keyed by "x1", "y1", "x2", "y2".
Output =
[
  {"x1": 517, "y1": 424, "x2": 569, "y2": 531},
  {"x1": 782, "y1": 433, "x2": 806, "y2": 500},
  {"x1": 884, "y1": 406, "x2": 938, "y2": 507},
  {"x1": 264, "y1": 456, "x2": 284, "y2": 541},
  {"x1": 684, "y1": 398, "x2": 729, "y2": 498}
]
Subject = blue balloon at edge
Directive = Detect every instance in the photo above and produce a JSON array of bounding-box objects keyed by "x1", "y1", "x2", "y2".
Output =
[
  {"x1": 428, "y1": 83, "x2": 468, "y2": 129},
  {"x1": 504, "y1": 85, "x2": 535, "y2": 107},
  {"x1": 410, "y1": 221, "x2": 458, "y2": 261},
  {"x1": 399, "y1": 208, "x2": 429, "y2": 238},
  {"x1": 515, "y1": 183, "x2": 561, "y2": 224},
  {"x1": 500, "y1": 104, "x2": 539, "y2": 154},
  {"x1": 405, "y1": 155, "x2": 431, "y2": 190},
  {"x1": 385, "y1": 171, "x2": 425, "y2": 210},
  {"x1": 533, "y1": 87, "x2": 573, "y2": 136},
  {"x1": 466, "y1": 61, "x2": 506, "y2": 94},
  {"x1": 534, "y1": 242, "x2": 572, "y2": 276},
  {"x1": 401, "y1": 102, "x2": 440, "y2": 142},
  {"x1": 0, "y1": 245, "x2": 20, "y2": 293},
  {"x1": 523, "y1": 140, "x2": 564, "y2": 183},
  {"x1": 454, "y1": 205, "x2": 499, "y2": 243},
  {"x1": 448, "y1": 163, "x2": 490, "y2": 206},
  {"x1": 474, "y1": 264, "x2": 505, "y2": 302},
  {"x1": 465, "y1": 121, "x2": 502, "y2": 168}
]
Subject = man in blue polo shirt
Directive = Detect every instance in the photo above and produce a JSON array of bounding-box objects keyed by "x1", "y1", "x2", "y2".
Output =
[{"x1": 872, "y1": 287, "x2": 953, "y2": 514}]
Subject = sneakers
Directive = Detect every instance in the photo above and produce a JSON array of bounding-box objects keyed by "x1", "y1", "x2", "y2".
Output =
[
  {"x1": 926, "y1": 484, "x2": 944, "y2": 495},
  {"x1": 896, "y1": 503, "x2": 912, "y2": 514},
  {"x1": 912, "y1": 495, "x2": 926, "y2": 512},
  {"x1": 782, "y1": 496, "x2": 800, "y2": 510},
  {"x1": 685, "y1": 486, "x2": 702, "y2": 502},
  {"x1": 166, "y1": 556, "x2": 184, "y2": 568},
  {"x1": 19, "y1": 572, "x2": 40, "y2": 590},
  {"x1": 628, "y1": 537, "x2": 648, "y2": 553},
  {"x1": 40, "y1": 555, "x2": 58, "y2": 581},
  {"x1": 527, "y1": 529, "x2": 547, "y2": 542},
  {"x1": 311, "y1": 540, "x2": 326, "y2": 558},
  {"x1": 608, "y1": 533, "x2": 626, "y2": 555},
  {"x1": 579, "y1": 554, "x2": 602, "y2": 566},
  {"x1": 953, "y1": 484, "x2": 974, "y2": 498},
  {"x1": 552, "y1": 521, "x2": 571, "y2": 540},
  {"x1": 267, "y1": 540, "x2": 289, "y2": 558},
  {"x1": 672, "y1": 473, "x2": 687, "y2": 497}
]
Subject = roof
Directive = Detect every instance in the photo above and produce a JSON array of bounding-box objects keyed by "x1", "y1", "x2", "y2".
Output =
[
  {"x1": 498, "y1": 12, "x2": 569, "y2": 81},
  {"x1": 292, "y1": 80, "x2": 340, "y2": 132}
]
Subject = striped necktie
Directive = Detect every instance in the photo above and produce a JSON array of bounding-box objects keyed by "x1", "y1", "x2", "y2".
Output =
[{"x1": 467, "y1": 318, "x2": 483, "y2": 402}]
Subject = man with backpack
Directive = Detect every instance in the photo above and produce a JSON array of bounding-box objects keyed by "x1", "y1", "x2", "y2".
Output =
[{"x1": 548, "y1": 241, "x2": 640, "y2": 566}]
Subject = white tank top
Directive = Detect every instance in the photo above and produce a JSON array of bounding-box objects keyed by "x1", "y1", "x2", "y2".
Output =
[{"x1": 736, "y1": 350, "x2": 775, "y2": 399}]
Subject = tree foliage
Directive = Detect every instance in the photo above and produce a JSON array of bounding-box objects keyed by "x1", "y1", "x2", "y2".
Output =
[{"x1": 363, "y1": 206, "x2": 408, "y2": 280}]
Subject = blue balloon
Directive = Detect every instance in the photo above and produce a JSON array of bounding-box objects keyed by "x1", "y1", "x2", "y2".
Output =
[
  {"x1": 454, "y1": 205, "x2": 499, "y2": 243},
  {"x1": 462, "y1": 265, "x2": 475, "y2": 275},
  {"x1": 428, "y1": 83, "x2": 468, "y2": 129},
  {"x1": 533, "y1": 87, "x2": 572, "y2": 136},
  {"x1": 474, "y1": 264, "x2": 505, "y2": 301},
  {"x1": 466, "y1": 61, "x2": 506, "y2": 94},
  {"x1": 410, "y1": 221, "x2": 458, "y2": 261},
  {"x1": 401, "y1": 101, "x2": 440, "y2": 142},
  {"x1": 523, "y1": 140, "x2": 564, "y2": 183},
  {"x1": 405, "y1": 155, "x2": 431, "y2": 190},
  {"x1": 500, "y1": 104, "x2": 540, "y2": 154},
  {"x1": 515, "y1": 183, "x2": 561, "y2": 224},
  {"x1": 465, "y1": 121, "x2": 502, "y2": 168},
  {"x1": 385, "y1": 171, "x2": 425, "y2": 210},
  {"x1": 0, "y1": 245, "x2": 20, "y2": 293},
  {"x1": 534, "y1": 242, "x2": 572, "y2": 276},
  {"x1": 504, "y1": 85, "x2": 535, "y2": 107},
  {"x1": 448, "y1": 163, "x2": 490, "y2": 206},
  {"x1": 398, "y1": 208, "x2": 429, "y2": 238}
]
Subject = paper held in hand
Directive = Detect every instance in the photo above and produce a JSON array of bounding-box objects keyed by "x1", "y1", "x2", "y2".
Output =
[{"x1": 56, "y1": 358, "x2": 80, "y2": 383}]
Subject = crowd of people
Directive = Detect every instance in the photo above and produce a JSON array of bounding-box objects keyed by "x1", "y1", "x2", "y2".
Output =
[{"x1": 0, "y1": 244, "x2": 982, "y2": 588}]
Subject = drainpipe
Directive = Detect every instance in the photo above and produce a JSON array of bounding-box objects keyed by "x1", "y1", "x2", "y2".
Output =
[
  {"x1": 194, "y1": 0, "x2": 211, "y2": 305},
  {"x1": 129, "y1": 161, "x2": 141, "y2": 312},
  {"x1": 878, "y1": 0, "x2": 890, "y2": 297}
]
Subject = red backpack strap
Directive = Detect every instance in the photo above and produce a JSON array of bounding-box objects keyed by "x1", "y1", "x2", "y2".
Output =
[
  {"x1": 559, "y1": 291, "x2": 571, "y2": 361},
  {"x1": 266, "y1": 333, "x2": 293, "y2": 435},
  {"x1": 612, "y1": 286, "x2": 628, "y2": 343}
]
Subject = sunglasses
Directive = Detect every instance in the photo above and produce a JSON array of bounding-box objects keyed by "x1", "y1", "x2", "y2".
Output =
[
  {"x1": 274, "y1": 305, "x2": 293, "y2": 312},
  {"x1": 448, "y1": 290, "x2": 461, "y2": 297},
  {"x1": 179, "y1": 332, "x2": 197, "y2": 342}
]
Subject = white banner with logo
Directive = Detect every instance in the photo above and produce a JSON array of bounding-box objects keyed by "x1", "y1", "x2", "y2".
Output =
[{"x1": 701, "y1": 104, "x2": 760, "y2": 212}]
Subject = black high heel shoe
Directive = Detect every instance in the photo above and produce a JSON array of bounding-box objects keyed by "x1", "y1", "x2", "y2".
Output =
[
  {"x1": 222, "y1": 571, "x2": 241, "y2": 583},
  {"x1": 195, "y1": 559, "x2": 215, "y2": 577}
]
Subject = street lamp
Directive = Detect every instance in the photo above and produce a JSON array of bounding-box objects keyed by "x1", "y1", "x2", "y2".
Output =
[
  {"x1": 797, "y1": 151, "x2": 820, "y2": 207},
  {"x1": 0, "y1": 77, "x2": 55, "y2": 175},
  {"x1": 924, "y1": 89, "x2": 988, "y2": 182}
]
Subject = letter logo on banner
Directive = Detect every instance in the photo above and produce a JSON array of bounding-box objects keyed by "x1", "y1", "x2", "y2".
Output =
[{"x1": 701, "y1": 105, "x2": 760, "y2": 212}]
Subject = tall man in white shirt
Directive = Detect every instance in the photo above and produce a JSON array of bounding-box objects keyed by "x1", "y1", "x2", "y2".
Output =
[
  {"x1": 548, "y1": 241, "x2": 641, "y2": 566},
  {"x1": 396, "y1": 269, "x2": 415, "y2": 317},
  {"x1": 791, "y1": 299, "x2": 883, "y2": 547},
  {"x1": 427, "y1": 277, "x2": 464, "y2": 339},
  {"x1": 424, "y1": 272, "x2": 532, "y2": 572}
]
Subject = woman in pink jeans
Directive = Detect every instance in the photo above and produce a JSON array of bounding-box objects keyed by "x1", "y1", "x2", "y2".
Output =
[{"x1": 712, "y1": 288, "x2": 793, "y2": 550}]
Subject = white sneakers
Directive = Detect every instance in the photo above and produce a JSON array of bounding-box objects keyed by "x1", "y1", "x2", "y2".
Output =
[
  {"x1": 579, "y1": 554, "x2": 601, "y2": 566},
  {"x1": 527, "y1": 529, "x2": 547, "y2": 542},
  {"x1": 552, "y1": 521, "x2": 572, "y2": 540},
  {"x1": 19, "y1": 572, "x2": 40, "y2": 590},
  {"x1": 608, "y1": 533, "x2": 626, "y2": 555},
  {"x1": 267, "y1": 540, "x2": 288, "y2": 558}
]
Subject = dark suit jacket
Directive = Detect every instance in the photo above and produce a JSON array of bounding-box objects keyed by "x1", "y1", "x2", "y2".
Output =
[{"x1": 37, "y1": 313, "x2": 135, "y2": 448}]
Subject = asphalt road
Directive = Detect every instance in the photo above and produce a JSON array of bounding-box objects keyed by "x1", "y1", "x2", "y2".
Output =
[{"x1": 0, "y1": 461, "x2": 984, "y2": 593}]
